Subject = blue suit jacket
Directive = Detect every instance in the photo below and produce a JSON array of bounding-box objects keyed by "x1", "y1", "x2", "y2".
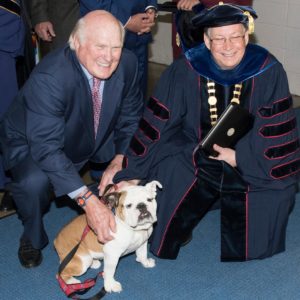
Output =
[
  {"x1": 79, "y1": 0, "x2": 157, "y2": 46},
  {"x1": 0, "y1": 45, "x2": 143, "y2": 196}
]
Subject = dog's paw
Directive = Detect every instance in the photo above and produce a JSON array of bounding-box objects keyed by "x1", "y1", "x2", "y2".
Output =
[
  {"x1": 90, "y1": 260, "x2": 101, "y2": 269},
  {"x1": 65, "y1": 277, "x2": 81, "y2": 284},
  {"x1": 104, "y1": 279, "x2": 122, "y2": 293},
  {"x1": 137, "y1": 257, "x2": 156, "y2": 268}
]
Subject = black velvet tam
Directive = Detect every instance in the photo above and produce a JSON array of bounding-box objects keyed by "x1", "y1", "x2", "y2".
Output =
[{"x1": 192, "y1": 3, "x2": 257, "y2": 28}]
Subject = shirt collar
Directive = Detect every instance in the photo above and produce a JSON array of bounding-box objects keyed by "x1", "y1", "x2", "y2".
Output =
[
  {"x1": 80, "y1": 64, "x2": 93, "y2": 85},
  {"x1": 80, "y1": 64, "x2": 106, "y2": 89}
]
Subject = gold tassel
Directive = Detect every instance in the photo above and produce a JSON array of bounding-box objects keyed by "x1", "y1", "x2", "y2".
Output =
[
  {"x1": 243, "y1": 11, "x2": 255, "y2": 34},
  {"x1": 176, "y1": 33, "x2": 180, "y2": 47}
]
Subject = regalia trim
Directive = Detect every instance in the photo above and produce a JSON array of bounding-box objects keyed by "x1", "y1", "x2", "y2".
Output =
[
  {"x1": 139, "y1": 118, "x2": 160, "y2": 142},
  {"x1": 156, "y1": 178, "x2": 198, "y2": 257},
  {"x1": 264, "y1": 138, "x2": 300, "y2": 160},
  {"x1": 259, "y1": 118, "x2": 297, "y2": 138},
  {"x1": 185, "y1": 44, "x2": 276, "y2": 86},
  {"x1": 129, "y1": 136, "x2": 146, "y2": 156},
  {"x1": 147, "y1": 97, "x2": 170, "y2": 121},
  {"x1": 270, "y1": 158, "x2": 300, "y2": 179},
  {"x1": 258, "y1": 96, "x2": 293, "y2": 118}
]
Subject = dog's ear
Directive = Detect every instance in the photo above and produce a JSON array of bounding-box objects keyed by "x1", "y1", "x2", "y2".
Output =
[
  {"x1": 102, "y1": 192, "x2": 121, "y2": 209},
  {"x1": 145, "y1": 181, "x2": 162, "y2": 198}
]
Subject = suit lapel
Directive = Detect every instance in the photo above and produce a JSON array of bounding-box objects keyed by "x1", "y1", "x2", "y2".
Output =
[{"x1": 69, "y1": 49, "x2": 95, "y2": 144}]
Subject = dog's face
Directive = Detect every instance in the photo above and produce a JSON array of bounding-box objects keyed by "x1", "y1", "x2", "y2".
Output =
[{"x1": 105, "y1": 181, "x2": 161, "y2": 230}]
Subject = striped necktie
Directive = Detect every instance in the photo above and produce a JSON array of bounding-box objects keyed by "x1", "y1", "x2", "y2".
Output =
[{"x1": 92, "y1": 78, "x2": 102, "y2": 138}]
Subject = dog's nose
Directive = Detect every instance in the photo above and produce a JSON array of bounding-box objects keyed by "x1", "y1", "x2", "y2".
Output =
[{"x1": 137, "y1": 203, "x2": 147, "y2": 212}]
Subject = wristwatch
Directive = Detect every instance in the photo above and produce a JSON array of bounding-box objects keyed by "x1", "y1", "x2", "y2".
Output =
[
  {"x1": 146, "y1": 7, "x2": 158, "y2": 18},
  {"x1": 76, "y1": 190, "x2": 94, "y2": 207}
]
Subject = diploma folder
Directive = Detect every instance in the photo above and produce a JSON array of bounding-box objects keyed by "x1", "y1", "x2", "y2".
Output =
[{"x1": 200, "y1": 103, "x2": 254, "y2": 156}]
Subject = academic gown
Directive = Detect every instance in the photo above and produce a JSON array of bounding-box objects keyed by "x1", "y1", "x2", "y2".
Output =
[{"x1": 114, "y1": 43, "x2": 300, "y2": 261}]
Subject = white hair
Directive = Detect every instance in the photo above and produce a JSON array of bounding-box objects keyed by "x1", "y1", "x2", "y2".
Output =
[{"x1": 69, "y1": 16, "x2": 125, "y2": 50}]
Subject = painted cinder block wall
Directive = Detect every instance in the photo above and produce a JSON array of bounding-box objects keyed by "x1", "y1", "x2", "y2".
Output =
[{"x1": 149, "y1": 0, "x2": 300, "y2": 95}]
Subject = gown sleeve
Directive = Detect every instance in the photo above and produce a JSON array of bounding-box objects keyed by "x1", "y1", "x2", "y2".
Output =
[{"x1": 235, "y1": 57, "x2": 300, "y2": 189}]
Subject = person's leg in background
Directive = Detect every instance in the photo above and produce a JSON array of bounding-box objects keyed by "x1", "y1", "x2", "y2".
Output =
[
  {"x1": 0, "y1": 53, "x2": 19, "y2": 212},
  {"x1": 0, "y1": 0, "x2": 35, "y2": 213}
]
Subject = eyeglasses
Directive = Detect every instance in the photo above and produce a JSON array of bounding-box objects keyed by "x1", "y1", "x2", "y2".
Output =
[{"x1": 209, "y1": 35, "x2": 245, "y2": 45}]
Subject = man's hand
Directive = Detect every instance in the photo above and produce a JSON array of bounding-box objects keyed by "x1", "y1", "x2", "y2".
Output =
[
  {"x1": 125, "y1": 13, "x2": 155, "y2": 35},
  {"x1": 34, "y1": 21, "x2": 56, "y2": 42},
  {"x1": 177, "y1": 0, "x2": 200, "y2": 10},
  {"x1": 83, "y1": 194, "x2": 116, "y2": 244},
  {"x1": 98, "y1": 154, "x2": 124, "y2": 196},
  {"x1": 146, "y1": 8, "x2": 157, "y2": 23},
  {"x1": 209, "y1": 144, "x2": 237, "y2": 167}
]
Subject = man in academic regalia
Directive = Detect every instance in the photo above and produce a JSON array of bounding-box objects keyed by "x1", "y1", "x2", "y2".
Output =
[
  {"x1": 114, "y1": 3, "x2": 300, "y2": 261},
  {"x1": 171, "y1": 0, "x2": 253, "y2": 59}
]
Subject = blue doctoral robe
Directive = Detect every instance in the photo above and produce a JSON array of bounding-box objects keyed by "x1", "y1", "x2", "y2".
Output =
[{"x1": 115, "y1": 43, "x2": 300, "y2": 261}]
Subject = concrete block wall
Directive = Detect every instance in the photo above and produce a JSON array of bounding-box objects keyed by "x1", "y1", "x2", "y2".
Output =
[
  {"x1": 150, "y1": 0, "x2": 300, "y2": 96},
  {"x1": 253, "y1": 0, "x2": 300, "y2": 96}
]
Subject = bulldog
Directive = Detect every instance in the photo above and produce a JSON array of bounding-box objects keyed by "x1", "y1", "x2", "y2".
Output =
[{"x1": 54, "y1": 181, "x2": 161, "y2": 293}]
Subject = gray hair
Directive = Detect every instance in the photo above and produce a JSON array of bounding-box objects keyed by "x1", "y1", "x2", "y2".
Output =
[
  {"x1": 69, "y1": 18, "x2": 86, "y2": 49},
  {"x1": 69, "y1": 16, "x2": 125, "y2": 49}
]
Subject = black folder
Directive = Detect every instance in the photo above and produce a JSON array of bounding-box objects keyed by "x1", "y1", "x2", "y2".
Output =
[{"x1": 200, "y1": 103, "x2": 254, "y2": 156}]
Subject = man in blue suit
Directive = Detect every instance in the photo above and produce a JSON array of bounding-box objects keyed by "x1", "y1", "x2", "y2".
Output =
[
  {"x1": 79, "y1": 0, "x2": 158, "y2": 97},
  {"x1": 0, "y1": 11, "x2": 143, "y2": 268}
]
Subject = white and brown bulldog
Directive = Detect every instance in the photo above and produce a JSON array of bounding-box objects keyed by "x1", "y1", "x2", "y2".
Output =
[{"x1": 54, "y1": 181, "x2": 161, "y2": 293}]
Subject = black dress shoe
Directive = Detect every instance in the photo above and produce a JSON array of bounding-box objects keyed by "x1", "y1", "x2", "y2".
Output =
[
  {"x1": 18, "y1": 240, "x2": 43, "y2": 268},
  {"x1": 0, "y1": 191, "x2": 15, "y2": 211}
]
